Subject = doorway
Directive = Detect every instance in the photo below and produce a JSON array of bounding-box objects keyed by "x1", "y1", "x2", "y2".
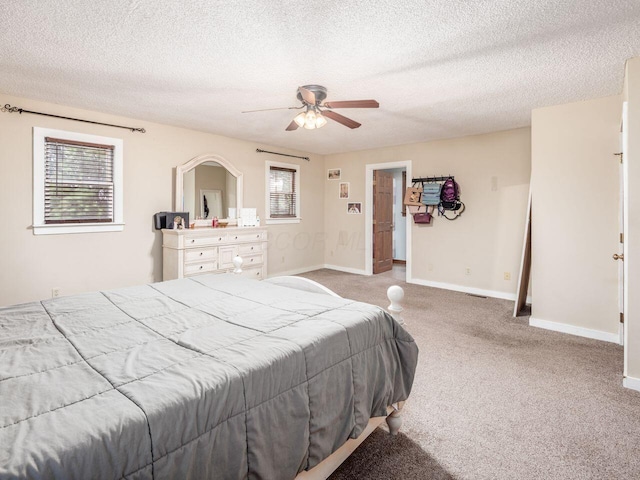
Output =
[{"x1": 365, "y1": 161, "x2": 412, "y2": 280}]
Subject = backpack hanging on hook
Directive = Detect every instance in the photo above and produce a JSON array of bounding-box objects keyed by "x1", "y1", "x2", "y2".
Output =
[{"x1": 438, "y1": 176, "x2": 465, "y2": 220}]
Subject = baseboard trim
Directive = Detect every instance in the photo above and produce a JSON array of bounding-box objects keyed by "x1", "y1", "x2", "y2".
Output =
[
  {"x1": 323, "y1": 264, "x2": 369, "y2": 276},
  {"x1": 291, "y1": 269, "x2": 532, "y2": 304},
  {"x1": 408, "y1": 278, "x2": 516, "y2": 301},
  {"x1": 529, "y1": 317, "x2": 620, "y2": 344},
  {"x1": 267, "y1": 265, "x2": 325, "y2": 277},
  {"x1": 623, "y1": 376, "x2": 640, "y2": 392}
]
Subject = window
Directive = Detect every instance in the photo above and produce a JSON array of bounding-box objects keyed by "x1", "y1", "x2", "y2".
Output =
[
  {"x1": 33, "y1": 127, "x2": 123, "y2": 234},
  {"x1": 265, "y1": 161, "x2": 300, "y2": 224}
]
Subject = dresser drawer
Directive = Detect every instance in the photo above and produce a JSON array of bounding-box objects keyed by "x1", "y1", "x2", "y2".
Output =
[
  {"x1": 238, "y1": 243, "x2": 262, "y2": 255},
  {"x1": 184, "y1": 248, "x2": 216, "y2": 263},
  {"x1": 229, "y1": 231, "x2": 266, "y2": 243},
  {"x1": 242, "y1": 253, "x2": 263, "y2": 267},
  {"x1": 184, "y1": 261, "x2": 217, "y2": 276},
  {"x1": 184, "y1": 234, "x2": 227, "y2": 247}
]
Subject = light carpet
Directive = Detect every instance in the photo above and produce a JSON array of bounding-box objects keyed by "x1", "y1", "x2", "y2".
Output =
[{"x1": 294, "y1": 268, "x2": 640, "y2": 479}]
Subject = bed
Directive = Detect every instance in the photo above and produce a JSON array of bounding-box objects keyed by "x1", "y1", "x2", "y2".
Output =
[{"x1": 0, "y1": 272, "x2": 418, "y2": 479}]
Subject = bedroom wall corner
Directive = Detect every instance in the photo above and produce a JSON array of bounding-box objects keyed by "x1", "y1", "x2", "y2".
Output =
[{"x1": 323, "y1": 128, "x2": 531, "y2": 297}]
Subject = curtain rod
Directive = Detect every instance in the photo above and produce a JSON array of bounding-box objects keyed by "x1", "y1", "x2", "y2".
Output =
[
  {"x1": 256, "y1": 148, "x2": 309, "y2": 161},
  {"x1": 1, "y1": 104, "x2": 146, "y2": 133}
]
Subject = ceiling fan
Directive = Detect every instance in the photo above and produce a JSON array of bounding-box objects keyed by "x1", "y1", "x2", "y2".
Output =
[{"x1": 242, "y1": 85, "x2": 379, "y2": 131}]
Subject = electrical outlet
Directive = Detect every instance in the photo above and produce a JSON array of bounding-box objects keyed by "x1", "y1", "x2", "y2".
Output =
[
  {"x1": 504, "y1": 272, "x2": 511, "y2": 281},
  {"x1": 465, "y1": 268, "x2": 471, "y2": 275},
  {"x1": 52, "y1": 288, "x2": 60, "y2": 298}
]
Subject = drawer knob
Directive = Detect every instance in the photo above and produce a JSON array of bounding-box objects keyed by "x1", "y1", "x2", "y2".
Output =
[
  {"x1": 199, "y1": 266, "x2": 203, "y2": 270},
  {"x1": 191, "y1": 239, "x2": 195, "y2": 243},
  {"x1": 256, "y1": 235, "x2": 260, "y2": 238},
  {"x1": 251, "y1": 247, "x2": 254, "y2": 250},
  {"x1": 218, "y1": 237, "x2": 222, "y2": 241},
  {"x1": 199, "y1": 252, "x2": 203, "y2": 256},
  {"x1": 235, "y1": 236, "x2": 238, "y2": 240}
]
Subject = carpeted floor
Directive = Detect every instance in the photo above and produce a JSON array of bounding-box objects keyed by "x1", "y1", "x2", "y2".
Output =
[{"x1": 295, "y1": 268, "x2": 640, "y2": 480}]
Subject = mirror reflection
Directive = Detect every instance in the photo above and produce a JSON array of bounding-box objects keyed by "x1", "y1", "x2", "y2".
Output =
[{"x1": 182, "y1": 162, "x2": 238, "y2": 221}]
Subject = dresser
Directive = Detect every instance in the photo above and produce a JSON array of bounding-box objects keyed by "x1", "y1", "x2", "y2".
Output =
[{"x1": 162, "y1": 226, "x2": 267, "y2": 281}]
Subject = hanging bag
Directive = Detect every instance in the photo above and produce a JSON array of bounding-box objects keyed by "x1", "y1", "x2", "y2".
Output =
[
  {"x1": 439, "y1": 177, "x2": 459, "y2": 210},
  {"x1": 420, "y1": 183, "x2": 442, "y2": 205},
  {"x1": 438, "y1": 176, "x2": 465, "y2": 220},
  {"x1": 403, "y1": 186, "x2": 423, "y2": 206},
  {"x1": 413, "y1": 212, "x2": 432, "y2": 224}
]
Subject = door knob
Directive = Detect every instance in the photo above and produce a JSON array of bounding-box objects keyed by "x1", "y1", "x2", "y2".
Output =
[{"x1": 613, "y1": 253, "x2": 624, "y2": 261}]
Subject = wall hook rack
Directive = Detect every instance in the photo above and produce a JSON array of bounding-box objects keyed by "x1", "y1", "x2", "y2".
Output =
[{"x1": 411, "y1": 175, "x2": 454, "y2": 184}]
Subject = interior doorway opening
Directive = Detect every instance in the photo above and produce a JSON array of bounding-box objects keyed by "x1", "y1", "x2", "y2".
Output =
[{"x1": 365, "y1": 161, "x2": 412, "y2": 281}]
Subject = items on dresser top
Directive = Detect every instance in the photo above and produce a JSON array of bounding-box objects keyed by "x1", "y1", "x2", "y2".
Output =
[
  {"x1": 153, "y1": 211, "x2": 190, "y2": 230},
  {"x1": 162, "y1": 226, "x2": 267, "y2": 281}
]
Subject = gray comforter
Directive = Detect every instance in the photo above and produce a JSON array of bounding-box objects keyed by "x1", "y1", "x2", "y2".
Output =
[{"x1": 0, "y1": 274, "x2": 418, "y2": 479}]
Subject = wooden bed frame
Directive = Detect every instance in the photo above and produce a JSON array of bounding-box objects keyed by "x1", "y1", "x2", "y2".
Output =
[{"x1": 251, "y1": 261, "x2": 407, "y2": 479}]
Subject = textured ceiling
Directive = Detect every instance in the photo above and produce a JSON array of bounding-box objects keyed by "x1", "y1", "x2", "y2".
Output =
[{"x1": 1, "y1": 1, "x2": 640, "y2": 155}]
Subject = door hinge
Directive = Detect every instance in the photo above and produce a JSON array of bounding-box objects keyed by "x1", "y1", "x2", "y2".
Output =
[
  {"x1": 372, "y1": 220, "x2": 377, "y2": 225},
  {"x1": 620, "y1": 312, "x2": 624, "y2": 324},
  {"x1": 620, "y1": 233, "x2": 624, "y2": 244},
  {"x1": 372, "y1": 181, "x2": 377, "y2": 186},
  {"x1": 614, "y1": 152, "x2": 623, "y2": 163}
]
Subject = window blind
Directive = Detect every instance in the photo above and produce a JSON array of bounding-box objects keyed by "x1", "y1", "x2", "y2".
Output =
[
  {"x1": 269, "y1": 166, "x2": 296, "y2": 218},
  {"x1": 44, "y1": 137, "x2": 115, "y2": 224}
]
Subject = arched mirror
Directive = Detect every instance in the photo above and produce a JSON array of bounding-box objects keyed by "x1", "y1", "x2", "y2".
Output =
[{"x1": 175, "y1": 154, "x2": 243, "y2": 224}]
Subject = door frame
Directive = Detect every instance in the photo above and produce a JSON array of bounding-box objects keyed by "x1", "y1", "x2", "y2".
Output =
[
  {"x1": 622, "y1": 101, "x2": 629, "y2": 370},
  {"x1": 365, "y1": 160, "x2": 412, "y2": 278}
]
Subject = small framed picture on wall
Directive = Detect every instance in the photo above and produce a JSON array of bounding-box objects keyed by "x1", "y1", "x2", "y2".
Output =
[
  {"x1": 347, "y1": 202, "x2": 362, "y2": 214},
  {"x1": 339, "y1": 182, "x2": 349, "y2": 199},
  {"x1": 328, "y1": 168, "x2": 341, "y2": 180}
]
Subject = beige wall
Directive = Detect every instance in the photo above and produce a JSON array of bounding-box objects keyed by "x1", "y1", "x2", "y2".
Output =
[
  {"x1": 0, "y1": 93, "x2": 324, "y2": 306},
  {"x1": 531, "y1": 95, "x2": 622, "y2": 336},
  {"x1": 324, "y1": 128, "x2": 531, "y2": 297},
  {"x1": 624, "y1": 58, "x2": 640, "y2": 379}
]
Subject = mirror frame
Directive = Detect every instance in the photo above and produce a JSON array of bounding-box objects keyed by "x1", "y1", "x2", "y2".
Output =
[{"x1": 175, "y1": 153, "x2": 243, "y2": 218}]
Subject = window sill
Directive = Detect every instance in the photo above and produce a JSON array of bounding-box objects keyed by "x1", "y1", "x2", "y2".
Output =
[
  {"x1": 32, "y1": 223, "x2": 125, "y2": 235},
  {"x1": 265, "y1": 218, "x2": 301, "y2": 225}
]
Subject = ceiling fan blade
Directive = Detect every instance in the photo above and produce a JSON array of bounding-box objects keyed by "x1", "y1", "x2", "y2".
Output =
[
  {"x1": 323, "y1": 110, "x2": 361, "y2": 129},
  {"x1": 242, "y1": 106, "x2": 302, "y2": 113},
  {"x1": 298, "y1": 86, "x2": 316, "y2": 105},
  {"x1": 285, "y1": 120, "x2": 299, "y2": 131},
  {"x1": 323, "y1": 100, "x2": 379, "y2": 109}
]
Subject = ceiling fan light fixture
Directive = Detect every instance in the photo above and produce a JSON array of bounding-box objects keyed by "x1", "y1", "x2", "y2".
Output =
[
  {"x1": 315, "y1": 113, "x2": 327, "y2": 129},
  {"x1": 272, "y1": 85, "x2": 379, "y2": 132},
  {"x1": 293, "y1": 112, "x2": 306, "y2": 128},
  {"x1": 303, "y1": 109, "x2": 317, "y2": 129}
]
